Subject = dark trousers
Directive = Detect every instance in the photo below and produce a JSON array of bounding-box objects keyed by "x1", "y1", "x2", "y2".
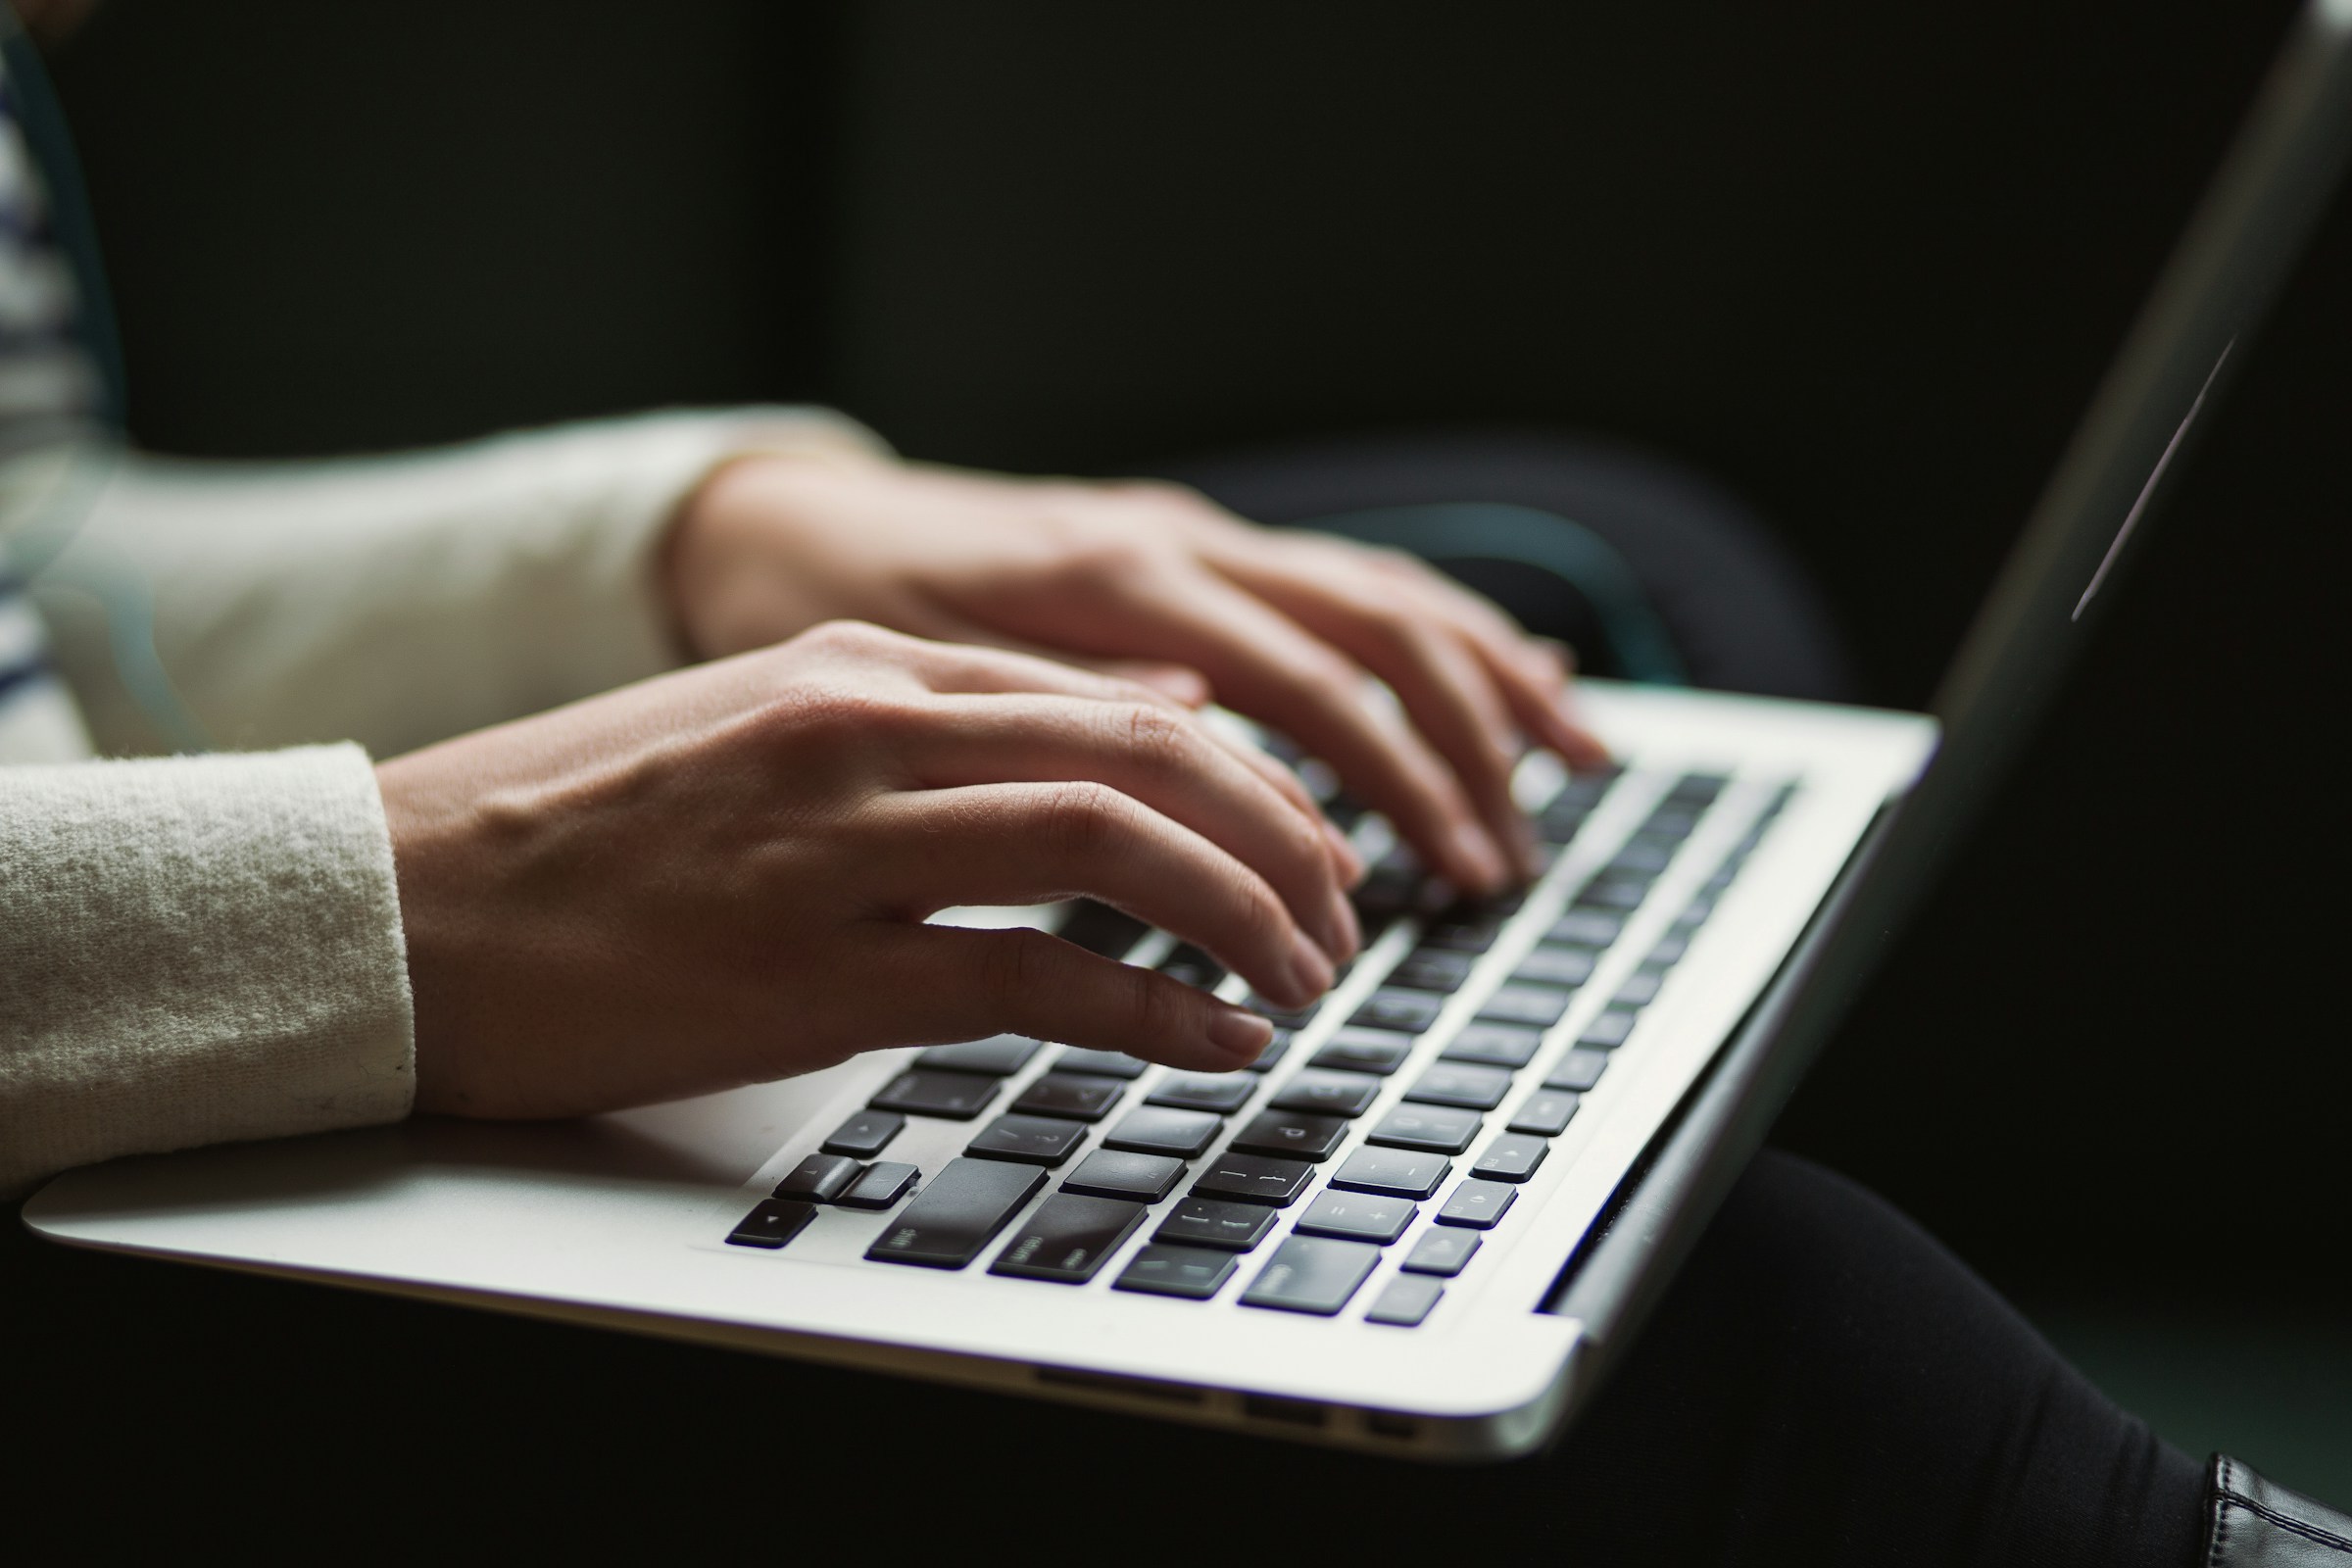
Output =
[{"x1": 2, "y1": 433, "x2": 2207, "y2": 1558}]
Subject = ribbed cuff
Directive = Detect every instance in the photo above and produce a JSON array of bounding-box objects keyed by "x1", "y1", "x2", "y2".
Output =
[{"x1": 0, "y1": 744, "x2": 413, "y2": 1194}]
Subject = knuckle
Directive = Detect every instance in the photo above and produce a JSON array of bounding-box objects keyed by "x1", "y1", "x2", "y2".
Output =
[
  {"x1": 1035, "y1": 780, "x2": 1128, "y2": 858},
  {"x1": 980, "y1": 928, "x2": 1053, "y2": 1009},
  {"x1": 753, "y1": 681, "x2": 915, "y2": 751},
  {"x1": 1122, "y1": 962, "x2": 1191, "y2": 1041},
  {"x1": 1054, "y1": 535, "x2": 1160, "y2": 592},
  {"x1": 1115, "y1": 703, "x2": 1194, "y2": 774}
]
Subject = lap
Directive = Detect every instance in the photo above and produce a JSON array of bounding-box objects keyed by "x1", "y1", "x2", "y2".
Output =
[{"x1": 2, "y1": 1150, "x2": 2203, "y2": 1560}]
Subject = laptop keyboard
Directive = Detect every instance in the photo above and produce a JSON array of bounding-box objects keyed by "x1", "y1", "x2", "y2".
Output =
[{"x1": 726, "y1": 764, "x2": 1795, "y2": 1328}]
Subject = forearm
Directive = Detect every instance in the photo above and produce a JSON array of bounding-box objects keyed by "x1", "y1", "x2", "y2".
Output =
[
  {"x1": 0, "y1": 747, "x2": 413, "y2": 1196},
  {"x1": 32, "y1": 408, "x2": 884, "y2": 757}
]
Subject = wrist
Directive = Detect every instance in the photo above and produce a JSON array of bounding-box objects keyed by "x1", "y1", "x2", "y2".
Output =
[{"x1": 661, "y1": 444, "x2": 885, "y2": 662}]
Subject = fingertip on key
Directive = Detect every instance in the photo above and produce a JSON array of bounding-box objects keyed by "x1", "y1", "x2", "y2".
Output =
[
  {"x1": 1286, "y1": 928, "x2": 1337, "y2": 1003},
  {"x1": 1207, "y1": 1004, "x2": 1274, "y2": 1063},
  {"x1": 1449, "y1": 821, "x2": 1511, "y2": 895}
]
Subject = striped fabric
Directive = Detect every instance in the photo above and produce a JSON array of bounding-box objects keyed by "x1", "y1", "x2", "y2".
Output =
[{"x1": 0, "y1": 46, "x2": 97, "y2": 763}]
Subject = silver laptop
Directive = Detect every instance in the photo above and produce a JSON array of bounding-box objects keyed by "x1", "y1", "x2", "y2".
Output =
[{"x1": 26, "y1": 0, "x2": 2352, "y2": 1462}]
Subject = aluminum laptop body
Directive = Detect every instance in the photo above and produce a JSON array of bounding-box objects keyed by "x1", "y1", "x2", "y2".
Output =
[{"x1": 24, "y1": 1, "x2": 2352, "y2": 1464}]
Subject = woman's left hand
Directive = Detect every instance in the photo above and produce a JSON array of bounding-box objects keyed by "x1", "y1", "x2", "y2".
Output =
[{"x1": 663, "y1": 454, "x2": 1610, "y2": 894}]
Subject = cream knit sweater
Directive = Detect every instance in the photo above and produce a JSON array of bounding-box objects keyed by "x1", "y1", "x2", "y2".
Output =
[{"x1": 0, "y1": 406, "x2": 881, "y2": 1194}]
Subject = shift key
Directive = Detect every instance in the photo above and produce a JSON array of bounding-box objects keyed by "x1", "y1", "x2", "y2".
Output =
[{"x1": 866, "y1": 1156, "x2": 1046, "y2": 1269}]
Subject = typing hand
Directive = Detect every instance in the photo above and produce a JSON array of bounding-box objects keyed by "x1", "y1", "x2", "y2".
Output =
[
  {"x1": 663, "y1": 455, "x2": 1609, "y2": 895},
  {"x1": 377, "y1": 622, "x2": 1359, "y2": 1119}
]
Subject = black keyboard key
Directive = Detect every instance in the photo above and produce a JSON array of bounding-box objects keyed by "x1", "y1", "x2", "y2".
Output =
[
  {"x1": 774, "y1": 1152, "x2": 861, "y2": 1202},
  {"x1": 870, "y1": 1069, "x2": 999, "y2": 1121},
  {"x1": 1612, "y1": 971, "x2": 1663, "y2": 1008},
  {"x1": 866, "y1": 1157, "x2": 1046, "y2": 1268},
  {"x1": 1548, "y1": 909, "x2": 1625, "y2": 948},
  {"x1": 1508, "y1": 1089, "x2": 1581, "y2": 1137},
  {"x1": 1442, "y1": 1022, "x2": 1543, "y2": 1069},
  {"x1": 1057, "y1": 899, "x2": 1149, "y2": 957},
  {"x1": 1400, "y1": 1227, "x2": 1480, "y2": 1276},
  {"x1": 1536, "y1": 806, "x2": 1589, "y2": 845},
  {"x1": 1545, "y1": 1049, "x2": 1609, "y2": 1092},
  {"x1": 1577, "y1": 874, "x2": 1650, "y2": 911},
  {"x1": 1240, "y1": 1235, "x2": 1381, "y2": 1316},
  {"x1": 836, "y1": 1160, "x2": 920, "y2": 1209},
  {"x1": 1060, "y1": 1149, "x2": 1185, "y2": 1202},
  {"x1": 1268, "y1": 1069, "x2": 1382, "y2": 1118},
  {"x1": 1054, "y1": 1049, "x2": 1151, "y2": 1080},
  {"x1": 1244, "y1": 1029, "x2": 1294, "y2": 1072},
  {"x1": 1478, "y1": 983, "x2": 1572, "y2": 1028},
  {"x1": 1102, "y1": 1105, "x2": 1223, "y2": 1159},
  {"x1": 990, "y1": 1193, "x2": 1147, "y2": 1283},
  {"x1": 1608, "y1": 837, "x2": 1677, "y2": 875},
  {"x1": 1331, "y1": 1146, "x2": 1451, "y2": 1200},
  {"x1": 1364, "y1": 1274, "x2": 1445, "y2": 1326},
  {"x1": 1437, "y1": 1179, "x2": 1519, "y2": 1229},
  {"x1": 1011, "y1": 1071, "x2": 1127, "y2": 1122},
  {"x1": 1366, "y1": 1102, "x2": 1483, "y2": 1155},
  {"x1": 1666, "y1": 772, "x2": 1730, "y2": 807},
  {"x1": 1246, "y1": 997, "x2": 1320, "y2": 1030},
  {"x1": 1148, "y1": 1072, "x2": 1256, "y2": 1113},
  {"x1": 1295, "y1": 1191, "x2": 1416, "y2": 1245},
  {"x1": 966, "y1": 1113, "x2": 1090, "y2": 1166},
  {"x1": 1350, "y1": 863, "x2": 1423, "y2": 923},
  {"x1": 915, "y1": 1034, "x2": 1043, "y2": 1076},
  {"x1": 1230, "y1": 1108, "x2": 1349, "y2": 1161},
  {"x1": 1310, "y1": 1027, "x2": 1414, "y2": 1077},
  {"x1": 1113, "y1": 1244, "x2": 1238, "y2": 1300},
  {"x1": 1471, "y1": 1133, "x2": 1549, "y2": 1182},
  {"x1": 1674, "y1": 895, "x2": 1718, "y2": 930},
  {"x1": 1350, "y1": 988, "x2": 1445, "y2": 1034},
  {"x1": 1419, "y1": 913, "x2": 1507, "y2": 954},
  {"x1": 1643, "y1": 807, "x2": 1702, "y2": 839},
  {"x1": 1388, "y1": 949, "x2": 1476, "y2": 993},
  {"x1": 727, "y1": 1199, "x2": 815, "y2": 1250},
  {"x1": 1512, "y1": 945, "x2": 1597, "y2": 989},
  {"x1": 1579, "y1": 1008, "x2": 1639, "y2": 1050},
  {"x1": 1405, "y1": 1061, "x2": 1514, "y2": 1111},
  {"x1": 1157, "y1": 944, "x2": 1227, "y2": 991},
  {"x1": 1153, "y1": 1197, "x2": 1280, "y2": 1251},
  {"x1": 822, "y1": 1108, "x2": 905, "y2": 1158},
  {"x1": 1191, "y1": 1152, "x2": 1314, "y2": 1206}
]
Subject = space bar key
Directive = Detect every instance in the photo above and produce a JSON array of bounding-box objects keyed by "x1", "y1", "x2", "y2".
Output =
[{"x1": 866, "y1": 1156, "x2": 1046, "y2": 1269}]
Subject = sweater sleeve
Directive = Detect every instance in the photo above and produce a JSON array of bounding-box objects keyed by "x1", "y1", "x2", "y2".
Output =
[
  {"x1": 30, "y1": 406, "x2": 885, "y2": 759},
  {"x1": 0, "y1": 745, "x2": 412, "y2": 1196}
]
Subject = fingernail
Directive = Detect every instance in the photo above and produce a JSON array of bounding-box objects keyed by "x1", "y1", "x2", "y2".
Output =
[
  {"x1": 1207, "y1": 1004, "x2": 1274, "y2": 1062},
  {"x1": 1322, "y1": 818, "x2": 1366, "y2": 885},
  {"x1": 1506, "y1": 814, "x2": 1543, "y2": 881},
  {"x1": 1287, "y1": 929, "x2": 1337, "y2": 1002},
  {"x1": 1451, "y1": 821, "x2": 1509, "y2": 893},
  {"x1": 1323, "y1": 886, "x2": 1362, "y2": 960}
]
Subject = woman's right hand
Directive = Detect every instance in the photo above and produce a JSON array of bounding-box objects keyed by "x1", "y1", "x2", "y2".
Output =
[{"x1": 376, "y1": 620, "x2": 1361, "y2": 1120}]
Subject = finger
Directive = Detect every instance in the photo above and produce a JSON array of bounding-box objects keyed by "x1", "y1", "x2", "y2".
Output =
[
  {"x1": 901, "y1": 611, "x2": 1359, "y2": 881},
  {"x1": 905, "y1": 610, "x2": 1363, "y2": 887},
  {"x1": 869, "y1": 781, "x2": 1338, "y2": 1007},
  {"x1": 859, "y1": 923, "x2": 1274, "y2": 1071},
  {"x1": 1257, "y1": 539, "x2": 1611, "y2": 768},
  {"x1": 898, "y1": 694, "x2": 1357, "y2": 960},
  {"x1": 1477, "y1": 635, "x2": 1613, "y2": 770},
  {"x1": 1359, "y1": 557, "x2": 1612, "y2": 767},
  {"x1": 833, "y1": 622, "x2": 1200, "y2": 711},
  {"x1": 1205, "y1": 560, "x2": 1538, "y2": 878},
  {"x1": 1107, "y1": 570, "x2": 1511, "y2": 893},
  {"x1": 915, "y1": 605, "x2": 1221, "y2": 709}
]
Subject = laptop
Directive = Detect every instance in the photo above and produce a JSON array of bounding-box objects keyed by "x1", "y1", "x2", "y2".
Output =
[{"x1": 25, "y1": 0, "x2": 2352, "y2": 1462}]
